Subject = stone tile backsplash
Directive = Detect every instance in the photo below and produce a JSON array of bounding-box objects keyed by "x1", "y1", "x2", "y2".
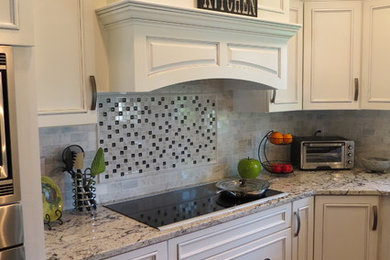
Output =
[{"x1": 39, "y1": 83, "x2": 390, "y2": 210}]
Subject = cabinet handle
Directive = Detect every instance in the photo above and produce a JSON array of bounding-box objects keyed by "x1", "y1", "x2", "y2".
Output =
[
  {"x1": 89, "y1": 75, "x2": 97, "y2": 111},
  {"x1": 264, "y1": 258, "x2": 271, "y2": 260},
  {"x1": 270, "y1": 90, "x2": 276, "y2": 103},
  {"x1": 294, "y1": 211, "x2": 301, "y2": 237},
  {"x1": 372, "y1": 206, "x2": 378, "y2": 231},
  {"x1": 354, "y1": 78, "x2": 359, "y2": 101}
]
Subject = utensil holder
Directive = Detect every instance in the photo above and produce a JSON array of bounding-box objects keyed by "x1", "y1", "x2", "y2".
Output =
[{"x1": 72, "y1": 171, "x2": 97, "y2": 212}]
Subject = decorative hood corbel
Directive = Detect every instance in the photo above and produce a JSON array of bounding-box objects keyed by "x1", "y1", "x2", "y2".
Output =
[{"x1": 97, "y1": 0, "x2": 301, "y2": 92}]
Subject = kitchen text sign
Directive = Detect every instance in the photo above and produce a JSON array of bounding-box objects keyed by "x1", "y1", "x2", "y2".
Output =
[{"x1": 197, "y1": 0, "x2": 258, "y2": 17}]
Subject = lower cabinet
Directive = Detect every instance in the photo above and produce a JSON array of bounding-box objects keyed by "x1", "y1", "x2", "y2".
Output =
[
  {"x1": 292, "y1": 197, "x2": 314, "y2": 260},
  {"x1": 168, "y1": 203, "x2": 292, "y2": 260},
  {"x1": 314, "y1": 196, "x2": 379, "y2": 260},
  {"x1": 106, "y1": 242, "x2": 168, "y2": 260}
]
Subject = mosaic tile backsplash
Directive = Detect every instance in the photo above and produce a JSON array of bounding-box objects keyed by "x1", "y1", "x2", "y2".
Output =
[{"x1": 97, "y1": 94, "x2": 217, "y2": 181}]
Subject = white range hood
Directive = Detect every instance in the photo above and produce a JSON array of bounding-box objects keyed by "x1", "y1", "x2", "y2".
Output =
[{"x1": 97, "y1": 0, "x2": 300, "y2": 92}]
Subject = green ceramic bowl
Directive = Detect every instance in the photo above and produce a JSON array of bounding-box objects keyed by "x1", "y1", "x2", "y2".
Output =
[{"x1": 41, "y1": 176, "x2": 63, "y2": 222}]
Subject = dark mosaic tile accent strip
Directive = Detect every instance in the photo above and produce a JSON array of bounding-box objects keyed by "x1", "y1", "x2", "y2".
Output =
[{"x1": 97, "y1": 94, "x2": 217, "y2": 181}]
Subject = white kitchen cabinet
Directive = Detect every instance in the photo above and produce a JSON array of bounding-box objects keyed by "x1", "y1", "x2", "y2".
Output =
[
  {"x1": 34, "y1": 0, "x2": 97, "y2": 127},
  {"x1": 292, "y1": 197, "x2": 313, "y2": 260},
  {"x1": 303, "y1": 1, "x2": 362, "y2": 110},
  {"x1": 269, "y1": 0, "x2": 303, "y2": 112},
  {"x1": 168, "y1": 203, "x2": 292, "y2": 260},
  {"x1": 361, "y1": 0, "x2": 390, "y2": 110},
  {"x1": 258, "y1": 0, "x2": 290, "y2": 22},
  {"x1": 206, "y1": 229, "x2": 292, "y2": 260},
  {"x1": 0, "y1": 0, "x2": 34, "y2": 46},
  {"x1": 314, "y1": 196, "x2": 379, "y2": 260},
  {"x1": 106, "y1": 241, "x2": 168, "y2": 260}
]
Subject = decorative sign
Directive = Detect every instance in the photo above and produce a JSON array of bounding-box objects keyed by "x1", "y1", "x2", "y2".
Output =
[{"x1": 197, "y1": 0, "x2": 258, "y2": 17}]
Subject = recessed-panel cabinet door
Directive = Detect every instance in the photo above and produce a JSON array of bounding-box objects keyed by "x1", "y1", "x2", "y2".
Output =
[
  {"x1": 34, "y1": 0, "x2": 97, "y2": 127},
  {"x1": 0, "y1": 0, "x2": 34, "y2": 46},
  {"x1": 361, "y1": 0, "x2": 390, "y2": 110},
  {"x1": 314, "y1": 196, "x2": 379, "y2": 260},
  {"x1": 269, "y1": 0, "x2": 303, "y2": 112},
  {"x1": 292, "y1": 197, "x2": 313, "y2": 260},
  {"x1": 258, "y1": 0, "x2": 289, "y2": 22},
  {"x1": 303, "y1": 1, "x2": 362, "y2": 110}
]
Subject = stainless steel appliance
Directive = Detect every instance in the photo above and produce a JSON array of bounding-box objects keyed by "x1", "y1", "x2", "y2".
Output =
[
  {"x1": 0, "y1": 46, "x2": 25, "y2": 260},
  {"x1": 106, "y1": 182, "x2": 287, "y2": 230},
  {"x1": 291, "y1": 136, "x2": 355, "y2": 170}
]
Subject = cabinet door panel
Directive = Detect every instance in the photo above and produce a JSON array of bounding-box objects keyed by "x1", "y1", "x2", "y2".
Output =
[
  {"x1": 35, "y1": 0, "x2": 85, "y2": 114},
  {"x1": 269, "y1": 0, "x2": 303, "y2": 112},
  {"x1": 303, "y1": 2, "x2": 362, "y2": 110},
  {"x1": 34, "y1": 0, "x2": 97, "y2": 127},
  {"x1": 314, "y1": 196, "x2": 378, "y2": 260},
  {"x1": 361, "y1": 0, "x2": 390, "y2": 109},
  {"x1": 292, "y1": 197, "x2": 313, "y2": 260},
  {"x1": 0, "y1": 0, "x2": 34, "y2": 45}
]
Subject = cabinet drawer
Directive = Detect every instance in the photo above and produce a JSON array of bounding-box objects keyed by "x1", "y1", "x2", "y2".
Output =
[
  {"x1": 208, "y1": 228, "x2": 292, "y2": 260},
  {"x1": 106, "y1": 242, "x2": 167, "y2": 260},
  {"x1": 169, "y1": 203, "x2": 291, "y2": 260}
]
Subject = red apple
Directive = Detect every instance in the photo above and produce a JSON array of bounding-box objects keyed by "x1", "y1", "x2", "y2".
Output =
[
  {"x1": 271, "y1": 164, "x2": 282, "y2": 173},
  {"x1": 282, "y1": 164, "x2": 293, "y2": 173}
]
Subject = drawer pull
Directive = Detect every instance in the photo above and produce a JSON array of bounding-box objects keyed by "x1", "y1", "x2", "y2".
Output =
[
  {"x1": 294, "y1": 211, "x2": 301, "y2": 237},
  {"x1": 89, "y1": 75, "x2": 97, "y2": 111},
  {"x1": 354, "y1": 78, "x2": 359, "y2": 101},
  {"x1": 270, "y1": 90, "x2": 276, "y2": 103},
  {"x1": 372, "y1": 206, "x2": 378, "y2": 231}
]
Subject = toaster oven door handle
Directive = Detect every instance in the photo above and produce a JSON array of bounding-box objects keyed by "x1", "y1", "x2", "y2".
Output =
[{"x1": 304, "y1": 143, "x2": 344, "y2": 147}]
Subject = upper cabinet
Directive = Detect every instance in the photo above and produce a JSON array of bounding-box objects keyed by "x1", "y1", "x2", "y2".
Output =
[
  {"x1": 303, "y1": 1, "x2": 362, "y2": 110},
  {"x1": 258, "y1": 0, "x2": 290, "y2": 22},
  {"x1": 0, "y1": 0, "x2": 34, "y2": 46},
  {"x1": 269, "y1": 0, "x2": 303, "y2": 112},
  {"x1": 34, "y1": 0, "x2": 97, "y2": 127},
  {"x1": 361, "y1": 0, "x2": 390, "y2": 110}
]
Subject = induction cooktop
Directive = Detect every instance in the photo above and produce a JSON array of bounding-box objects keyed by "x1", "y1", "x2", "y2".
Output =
[{"x1": 105, "y1": 182, "x2": 287, "y2": 230}]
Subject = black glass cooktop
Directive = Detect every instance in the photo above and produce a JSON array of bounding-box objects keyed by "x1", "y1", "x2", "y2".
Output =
[{"x1": 105, "y1": 182, "x2": 286, "y2": 229}]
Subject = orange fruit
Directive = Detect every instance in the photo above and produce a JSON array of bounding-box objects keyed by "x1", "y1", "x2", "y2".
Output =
[
  {"x1": 270, "y1": 131, "x2": 283, "y2": 144},
  {"x1": 283, "y1": 133, "x2": 293, "y2": 144}
]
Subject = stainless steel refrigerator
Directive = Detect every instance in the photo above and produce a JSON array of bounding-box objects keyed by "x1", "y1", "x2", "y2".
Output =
[{"x1": 0, "y1": 46, "x2": 25, "y2": 260}]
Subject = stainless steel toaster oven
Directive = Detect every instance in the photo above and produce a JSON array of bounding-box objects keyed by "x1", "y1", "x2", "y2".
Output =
[{"x1": 291, "y1": 136, "x2": 355, "y2": 170}]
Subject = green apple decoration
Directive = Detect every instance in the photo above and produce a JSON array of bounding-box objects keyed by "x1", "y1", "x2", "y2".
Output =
[{"x1": 238, "y1": 157, "x2": 261, "y2": 179}]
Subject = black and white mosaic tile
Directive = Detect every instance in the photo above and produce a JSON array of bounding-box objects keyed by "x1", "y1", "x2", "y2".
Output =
[{"x1": 97, "y1": 94, "x2": 217, "y2": 181}]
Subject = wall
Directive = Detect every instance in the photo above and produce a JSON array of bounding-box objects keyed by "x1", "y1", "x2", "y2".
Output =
[
  {"x1": 14, "y1": 47, "x2": 46, "y2": 260},
  {"x1": 39, "y1": 82, "x2": 390, "y2": 210}
]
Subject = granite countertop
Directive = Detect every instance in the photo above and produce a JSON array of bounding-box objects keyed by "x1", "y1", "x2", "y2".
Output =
[{"x1": 45, "y1": 169, "x2": 390, "y2": 260}]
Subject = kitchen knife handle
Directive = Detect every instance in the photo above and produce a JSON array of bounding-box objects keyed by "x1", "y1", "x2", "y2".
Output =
[
  {"x1": 270, "y1": 90, "x2": 276, "y2": 103},
  {"x1": 354, "y1": 78, "x2": 359, "y2": 101},
  {"x1": 294, "y1": 211, "x2": 301, "y2": 237},
  {"x1": 372, "y1": 205, "x2": 378, "y2": 231},
  {"x1": 90, "y1": 75, "x2": 97, "y2": 111}
]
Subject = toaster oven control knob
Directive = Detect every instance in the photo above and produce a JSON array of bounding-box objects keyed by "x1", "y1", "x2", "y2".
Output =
[
  {"x1": 348, "y1": 160, "x2": 353, "y2": 164},
  {"x1": 348, "y1": 145, "x2": 353, "y2": 150},
  {"x1": 348, "y1": 153, "x2": 352, "y2": 157}
]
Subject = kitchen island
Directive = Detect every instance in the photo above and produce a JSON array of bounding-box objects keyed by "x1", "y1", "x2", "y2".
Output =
[{"x1": 45, "y1": 169, "x2": 390, "y2": 260}]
